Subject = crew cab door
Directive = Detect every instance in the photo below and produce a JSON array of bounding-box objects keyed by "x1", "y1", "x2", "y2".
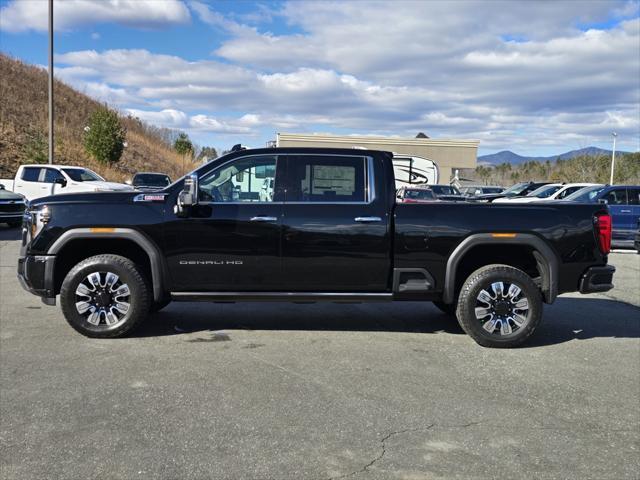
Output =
[
  {"x1": 14, "y1": 167, "x2": 55, "y2": 200},
  {"x1": 163, "y1": 154, "x2": 284, "y2": 291},
  {"x1": 280, "y1": 154, "x2": 391, "y2": 291}
]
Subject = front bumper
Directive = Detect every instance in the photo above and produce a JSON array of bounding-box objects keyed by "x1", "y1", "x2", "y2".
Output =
[
  {"x1": 579, "y1": 265, "x2": 615, "y2": 294},
  {"x1": 17, "y1": 254, "x2": 57, "y2": 305}
]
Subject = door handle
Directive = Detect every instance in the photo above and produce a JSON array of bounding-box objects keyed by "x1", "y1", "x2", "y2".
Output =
[
  {"x1": 354, "y1": 216, "x2": 382, "y2": 223},
  {"x1": 619, "y1": 209, "x2": 631, "y2": 213},
  {"x1": 250, "y1": 216, "x2": 278, "y2": 222}
]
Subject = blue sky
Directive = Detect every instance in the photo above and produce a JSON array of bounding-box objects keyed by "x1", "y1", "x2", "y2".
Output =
[{"x1": 1, "y1": 0, "x2": 639, "y2": 156}]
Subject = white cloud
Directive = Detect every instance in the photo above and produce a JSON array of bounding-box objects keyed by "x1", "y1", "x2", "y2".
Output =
[
  {"x1": 0, "y1": 0, "x2": 190, "y2": 33},
  {"x1": 45, "y1": 1, "x2": 640, "y2": 153},
  {"x1": 126, "y1": 108, "x2": 257, "y2": 134}
]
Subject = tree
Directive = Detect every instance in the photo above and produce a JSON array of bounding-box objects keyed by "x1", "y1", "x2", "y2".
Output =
[
  {"x1": 197, "y1": 146, "x2": 218, "y2": 162},
  {"x1": 23, "y1": 128, "x2": 48, "y2": 164},
  {"x1": 83, "y1": 107, "x2": 126, "y2": 164},
  {"x1": 174, "y1": 132, "x2": 194, "y2": 156}
]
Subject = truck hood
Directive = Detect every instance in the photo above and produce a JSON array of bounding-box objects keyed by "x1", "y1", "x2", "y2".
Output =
[
  {"x1": 81, "y1": 181, "x2": 133, "y2": 191},
  {"x1": 29, "y1": 190, "x2": 150, "y2": 207}
]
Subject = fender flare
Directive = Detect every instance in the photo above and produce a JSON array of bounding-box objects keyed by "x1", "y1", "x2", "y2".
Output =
[
  {"x1": 442, "y1": 233, "x2": 559, "y2": 304},
  {"x1": 48, "y1": 228, "x2": 167, "y2": 302}
]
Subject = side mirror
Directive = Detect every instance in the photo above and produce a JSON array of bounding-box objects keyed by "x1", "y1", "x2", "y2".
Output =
[
  {"x1": 54, "y1": 177, "x2": 67, "y2": 187},
  {"x1": 598, "y1": 199, "x2": 608, "y2": 205},
  {"x1": 176, "y1": 174, "x2": 198, "y2": 217}
]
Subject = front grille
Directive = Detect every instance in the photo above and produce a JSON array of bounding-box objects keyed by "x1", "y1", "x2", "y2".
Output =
[{"x1": 0, "y1": 202, "x2": 25, "y2": 214}]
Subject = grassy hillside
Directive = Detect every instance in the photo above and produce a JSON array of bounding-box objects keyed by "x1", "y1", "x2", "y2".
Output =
[{"x1": 0, "y1": 53, "x2": 191, "y2": 182}]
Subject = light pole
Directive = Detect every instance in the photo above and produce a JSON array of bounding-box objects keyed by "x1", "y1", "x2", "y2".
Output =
[
  {"x1": 609, "y1": 132, "x2": 617, "y2": 185},
  {"x1": 48, "y1": 0, "x2": 54, "y2": 164}
]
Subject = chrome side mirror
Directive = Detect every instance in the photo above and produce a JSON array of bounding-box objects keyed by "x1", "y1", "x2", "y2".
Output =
[{"x1": 176, "y1": 174, "x2": 198, "y2": 217}]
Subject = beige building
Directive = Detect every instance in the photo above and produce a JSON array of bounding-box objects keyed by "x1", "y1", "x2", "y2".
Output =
[{"x1": 276, "y1": 133, "x2": 479, "y2": 183}]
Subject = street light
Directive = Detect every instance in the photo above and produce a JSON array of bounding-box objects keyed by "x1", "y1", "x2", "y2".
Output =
[
  {"x1": 609, "y1": 132, "x2": 617, "y2": 185},
  {"x1": 48, "y1": 0, "x2": 54, "y2": 164}
]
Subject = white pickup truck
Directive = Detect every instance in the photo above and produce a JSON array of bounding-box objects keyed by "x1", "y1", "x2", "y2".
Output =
[{"x1": 0, "y1": 165, "x2": 132, "y2": 201}]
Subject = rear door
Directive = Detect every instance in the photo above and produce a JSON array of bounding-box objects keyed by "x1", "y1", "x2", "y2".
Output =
[
  {"x1": 603, "y1": 188, "x2": 630, "y2": 241},
  {"x1": 14, "y1": 167, "x2": 52, "y2": 200},
  {"x1": 280, "y1": 154, "x2": 391, "y2": 291},
  {"x1": 624, "y1": 188, "x2": 640, "y2": 239}
]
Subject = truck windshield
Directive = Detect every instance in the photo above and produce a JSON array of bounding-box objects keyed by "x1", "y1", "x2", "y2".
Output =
[
  {"x1": 526, "y1": 184, "x2": 563, "y2": 198},
  {"x1": 62, "y1": 168, "x2": 103, "y2": 182},
  {"x1": 501, "y1": 182, "x2": 530, "y2": 195},
  {"x1": 564, "y1": 185, "x2": 607, "y2": 202},
  {"x1": 134, "y1": 174, "x2": 171, "y2": 187},
  {"x1": 405, "y1": 189, "x2": 435, "y2": 200}
]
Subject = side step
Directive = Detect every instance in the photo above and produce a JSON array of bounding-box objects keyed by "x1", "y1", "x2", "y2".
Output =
[{"x1": 171, "y1": 292, "x2": 393, "y2": 303}]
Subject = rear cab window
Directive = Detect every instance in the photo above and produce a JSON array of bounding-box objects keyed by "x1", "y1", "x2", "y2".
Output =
[
  {"x1": 20, "y1": 167, "x2": 42, "y2": 182},
  {"x1": 285, "y1": 155, "x2": 367, "y2": 203}
]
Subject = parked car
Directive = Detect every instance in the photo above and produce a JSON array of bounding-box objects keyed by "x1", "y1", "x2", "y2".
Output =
[
  {"x1": 564, "y1": 185, "x2": 640, "y2": 249},
  {"x1": 429, "y1": 184, "x2": 464, "y2": 201},
  {"x1": 19, "y1": 147, "x2": 615, "y2": 348},
  {"x1": 130, "y1": 172, "x2": 172, "y2": 192},
  {"x1": 1, "y1": 165, "x2": 132, "y2": 201},
  {"x1": 396, "y1": 186, "x2": 438, "y2": 203},
  {"x1": 461, "y1": 186, "x2": 504, "y2": 197},
  {"x1": 495, "y1": 183, "x2": 599, "y2": 203},
  {"x1": 476, "y1": 181, "x2": 551, "y2": 202},
  {"x1": 0, "y1": 184, "x2": 27, "y2": 227}
]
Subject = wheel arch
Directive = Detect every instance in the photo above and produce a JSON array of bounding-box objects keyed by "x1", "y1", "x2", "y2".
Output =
[
  {"x1": 443, "y1": 233, "x2": 559, "y2": 305},
  {"x1": 49, "y1": 228, "x2": 167, "y2": 302}
]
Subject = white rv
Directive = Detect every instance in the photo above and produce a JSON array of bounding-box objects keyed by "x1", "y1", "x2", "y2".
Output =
[{"x1": 391, "y1": 155, "x2": 439, "y2": 188}]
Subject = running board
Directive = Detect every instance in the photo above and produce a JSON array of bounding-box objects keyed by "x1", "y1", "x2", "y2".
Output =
[{"x1": 170, "y1": 292, "x2": 393, "y2": 303}]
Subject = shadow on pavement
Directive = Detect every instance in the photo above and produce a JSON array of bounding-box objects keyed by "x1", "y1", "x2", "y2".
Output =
[
  {"x1": 0, "y1": 225, "x2": 21, "y2": 241},
  {"x1": 132, "y1": 296, "x2": 639, "y2": 347}
]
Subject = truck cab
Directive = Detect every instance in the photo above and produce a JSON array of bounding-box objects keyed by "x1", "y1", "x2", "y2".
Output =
[{"x1": 10, "y1": 165, "x2": 132, "y2": 201}]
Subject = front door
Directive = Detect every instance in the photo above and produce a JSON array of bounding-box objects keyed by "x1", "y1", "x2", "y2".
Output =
[
  {"x1": 164, "y1": 154, "x2": 284, "y2": 291},
  {"x1": 280, "y1": 154, "x2": 391, "y2": 292}
]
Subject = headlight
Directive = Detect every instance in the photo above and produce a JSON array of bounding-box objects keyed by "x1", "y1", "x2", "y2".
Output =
[{"x1": 30, "y1": 205, "x2": 51, "y2": 239}]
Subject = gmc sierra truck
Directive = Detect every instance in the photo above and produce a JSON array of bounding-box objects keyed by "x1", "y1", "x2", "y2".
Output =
[{"x1": 18, "y1": 147, "x2": 615, "y2": 348}]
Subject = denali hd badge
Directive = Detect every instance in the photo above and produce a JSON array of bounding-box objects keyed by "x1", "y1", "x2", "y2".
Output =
[{"x1": 179, "y1": 260, "x2": 243, "y2": 265}]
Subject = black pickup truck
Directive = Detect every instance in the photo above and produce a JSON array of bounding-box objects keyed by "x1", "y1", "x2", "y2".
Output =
[{"x1": 18, "y1": 147, "x2": 615, "y2": 347}]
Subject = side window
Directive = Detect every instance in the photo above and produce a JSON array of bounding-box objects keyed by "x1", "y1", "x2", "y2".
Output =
[
  {"x1": 287, "y1": 155, "x2": 366, "y2": 203},
  {"x1": 43, "y1": 168, "x2": 64, "y2": 183},
  {"x1": 21, "y1": 167, "x2": 42, "y2": 182},
  {"x1": 198, "y1": 156, "x2": 277, "y2": 203},
  {"x1": 604, "y1": 189, "x2": 627, "y2": 205},
  {"x1": 627, "y1": 189, "x2": 640, "y2": 205},
  {"x1": 557, "y1": 186, "x2": 579, "y2": 199}
]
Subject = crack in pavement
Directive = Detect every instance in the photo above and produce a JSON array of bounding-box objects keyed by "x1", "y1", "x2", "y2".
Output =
[
  {"x1": 324, "y1": 420, "x2": 637, "y2": 480},
  {"x1": 327, "y1": 424, "x2": 435, "y2": 480}
]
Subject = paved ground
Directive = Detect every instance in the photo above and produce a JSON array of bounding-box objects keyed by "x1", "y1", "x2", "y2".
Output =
[{"x1": 1, "y1": 225, "x2": 638, "y2": 479}]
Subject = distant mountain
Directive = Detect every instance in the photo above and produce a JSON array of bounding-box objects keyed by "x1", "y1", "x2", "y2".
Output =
[{"x1": 478, "y1": 147, "x2": 632, "y2": 166}]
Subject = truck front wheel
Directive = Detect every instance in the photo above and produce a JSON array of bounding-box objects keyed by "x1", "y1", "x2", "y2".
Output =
[
  {"x1": 60, "y1": 254, "x2": 151, "y2": 338},
  {"x1": 456, "y1": 264, "x2": 543, "y2": 348}
]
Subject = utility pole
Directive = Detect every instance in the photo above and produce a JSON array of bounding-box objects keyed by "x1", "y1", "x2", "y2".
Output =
[
  {"x1": 609, "y1": 132, "x2": 617, "y2": 185},
  {"x1": 48, "y1": 0, "x2": 54, "y2": 164}
]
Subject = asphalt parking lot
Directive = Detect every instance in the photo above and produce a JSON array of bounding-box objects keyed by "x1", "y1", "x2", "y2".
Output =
[{"x1": 1, "y1": 225, "x2": 638, "y2": 480}]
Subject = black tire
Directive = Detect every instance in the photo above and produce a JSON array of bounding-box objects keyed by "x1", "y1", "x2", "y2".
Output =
[
  {"x1": 432, "y1": 300, "x2": 456, "y2": 316},
  {"x1": 60, "y1": 254, "x2": 150, "y2": 338},
  {"x1": 456, "y1": 264, "x2": 543, "y2": 348}
]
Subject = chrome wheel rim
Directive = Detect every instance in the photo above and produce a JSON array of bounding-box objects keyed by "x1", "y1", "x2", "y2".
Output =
[
  {"x1": 474, "y1": 281, "x2": 530, "y2": 336},
  {"x1": 75, "y1": 272, "x2": 130, "y2": 328}
]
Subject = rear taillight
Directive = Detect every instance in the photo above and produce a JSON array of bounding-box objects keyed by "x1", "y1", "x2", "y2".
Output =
[{"x1": 594, "y1": 213, "x2": 611, "y2": 255}]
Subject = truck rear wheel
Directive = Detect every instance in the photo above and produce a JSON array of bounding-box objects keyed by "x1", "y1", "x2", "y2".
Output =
[
  {"x1": 456, "y1": 264, "x2": 543, "y2": 348},
  {"x1": 60, "y1": 254, "x2": 150, "y2": 338}
]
